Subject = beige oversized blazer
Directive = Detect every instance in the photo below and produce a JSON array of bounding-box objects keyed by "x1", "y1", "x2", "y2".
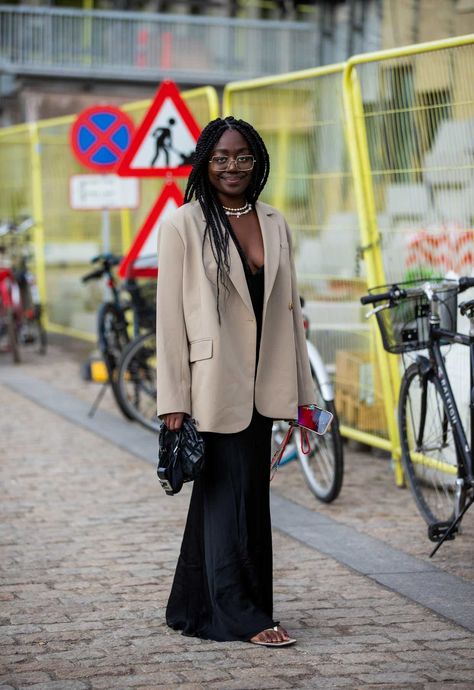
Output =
[{"x1": 156, "y1": 199, "x2": 316, "y2": 433}]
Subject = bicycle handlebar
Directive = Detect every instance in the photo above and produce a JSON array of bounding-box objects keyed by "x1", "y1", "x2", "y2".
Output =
[
  {"x1": 360, "y1": 286, "x2": 406, "y2": 306},
  {"x1": 361, "y1": 276, "x2": 474, "y2": 307},
  {"x1": 81, "y1": 267, "x2": 105, "y2": 283},
  {"x1": 91, "y1": 253, "x2": 122, "y2": 266},
  {"x1": 82, "y1": 254, "x2": 123, "y2": 283},
  {"x1": 458, "y1": 277, "x2": 474, "y2": 292},
  {"x1": 0, "y1": 217, "x2": 34, "y2": 238}
]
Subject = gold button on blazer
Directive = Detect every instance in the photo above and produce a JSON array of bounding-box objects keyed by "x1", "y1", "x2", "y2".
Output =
[{"x1": 156, "y1": 200, "x2": 316, "y2": 433}]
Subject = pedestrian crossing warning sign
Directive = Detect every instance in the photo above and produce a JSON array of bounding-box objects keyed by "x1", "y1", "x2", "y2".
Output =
[
  {"x1": 118, "y1": 182, "x2": 183, "y2": 278},
  {"x1": 117, "y1": 81, "x2": 201, "y2": 177}
]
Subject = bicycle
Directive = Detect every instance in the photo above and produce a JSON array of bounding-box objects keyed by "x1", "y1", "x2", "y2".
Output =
[
  {"x1": 270, "y1": 299, "x2": 343, "y2": 503},
  {"x1": 116, "y1": 329, "x2": 157, "y2": 430},
  {"x1": 81, "y1": 253, "x2": 156, "y2": 418},
  {"x1": 0, "y1": 217, "x2": 47, "y2": 363},
  {"x1": 116, "y1": 298, "x2": 344, "y2": 504},
  {"x1": 361, "y1": 276, "x2": 474, "y2": 555}
]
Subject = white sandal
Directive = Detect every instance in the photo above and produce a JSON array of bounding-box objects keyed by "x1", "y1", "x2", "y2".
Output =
[{"x1": 249, "y1": 625, "x2": 296, "y2": 647}]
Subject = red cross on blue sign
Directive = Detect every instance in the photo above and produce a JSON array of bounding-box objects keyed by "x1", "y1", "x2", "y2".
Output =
[{"x1": 70, "y1": 106, "x2": 135, "y2": 172}]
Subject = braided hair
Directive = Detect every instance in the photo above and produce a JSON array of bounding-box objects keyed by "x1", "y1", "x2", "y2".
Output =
[{"x1": 184, "y1": 116, "x2": 270, "y2": 319}]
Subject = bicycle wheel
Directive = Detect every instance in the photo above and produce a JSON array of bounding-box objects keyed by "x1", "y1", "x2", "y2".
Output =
[
  {"x1": 399, "y1": 362, "x2": 462, "y2": 525},
  {"x1": 33, "y1": 305, "x2": 47, "y2": 355},
  {"x1": 7, "y1": 308, "x2": 20, "y2": 363},
  {"x1": 296, "y1": 372, "x2": 344, "y2": 503},
  {"x1": 97, "y1": 302, "x2": 133, "y2": 419},
  {"x1": 20, "y1": 306, "x2": 47, "y2": 355},
  {"x1": 117, "y1": 331, "x2": 159, "y2": 432}
]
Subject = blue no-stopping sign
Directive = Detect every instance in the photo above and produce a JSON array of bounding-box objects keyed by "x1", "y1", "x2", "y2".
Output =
[{"x1": 70, "y1": 106, "x2": 135, "y2": 172}]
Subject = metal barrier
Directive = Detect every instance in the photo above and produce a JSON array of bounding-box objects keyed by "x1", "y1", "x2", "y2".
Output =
[
  {"x1": 343, "y1": 35, "x2": 474, "y2": 482},
  {"x1": 0, "y1": 5, "x2": 317, "y2": 85},
  {"x1": 2, "y1": 33, "x2": 472, "y2": 475},
  {"x1": 224, "y1": 35, "x2": 474, "y2": 475},
  {"x1": 223, "y1": 67, "x2": 389, "y2": 452},
  {"x1": 0, "y1": 86, "x2": 219, "y2": 340}
]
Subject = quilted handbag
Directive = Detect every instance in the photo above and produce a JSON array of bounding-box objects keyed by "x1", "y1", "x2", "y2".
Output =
[{"x1": 157, "y1": 417, "x2": 205, "y2": 496}]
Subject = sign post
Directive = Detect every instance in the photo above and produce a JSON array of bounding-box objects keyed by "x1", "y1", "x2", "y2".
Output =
[{"x1": 70, "y1": 105, "x2": 136, "y2": 254}]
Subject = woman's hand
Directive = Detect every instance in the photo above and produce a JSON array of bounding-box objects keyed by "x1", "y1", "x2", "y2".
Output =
[{"x1": 161, "y1": 412, "x2": 185, "y2": 431}]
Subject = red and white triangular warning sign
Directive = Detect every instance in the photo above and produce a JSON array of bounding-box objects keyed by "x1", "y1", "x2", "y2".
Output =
[
  {"x1": 117, "y1": 81, "x2": 201, "y2": 178},
  {"x1": 118, "y1": 182, "x2": 183, "y2": 278}
]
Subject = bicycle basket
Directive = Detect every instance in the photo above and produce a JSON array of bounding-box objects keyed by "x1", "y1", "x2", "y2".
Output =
[{"x1": 368, "y1": 278, "x2": 458, "y2": 354}]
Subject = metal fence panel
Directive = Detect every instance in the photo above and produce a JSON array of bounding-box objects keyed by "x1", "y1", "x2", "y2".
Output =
[
  {"x1": 343, "y1": 35, "x2": 474, "y2": 479},
  {"x1": 0, "y1": 126, "x2": 33, "y2": 220},
  {"x1": 224, "y1": 67, "x2": 391, "y2": 449}
]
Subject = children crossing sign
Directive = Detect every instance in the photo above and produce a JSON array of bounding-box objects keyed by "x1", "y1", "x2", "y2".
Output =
[{"x1": 117, "y1": 81, "x2": 201, "y2": 178}]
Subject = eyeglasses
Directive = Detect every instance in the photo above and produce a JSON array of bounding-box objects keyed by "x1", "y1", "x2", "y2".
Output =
[{"x1": 208, "y1": 155, "x2": 256, "y2": 172}]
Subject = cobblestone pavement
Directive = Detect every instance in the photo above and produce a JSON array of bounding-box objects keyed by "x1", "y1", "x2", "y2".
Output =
[{"x1": 1, "y1": 342, "x2": 474, "y2": 689}]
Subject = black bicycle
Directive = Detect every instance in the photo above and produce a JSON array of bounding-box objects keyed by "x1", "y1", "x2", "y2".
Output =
[
  {"x1": 81, "y1": 254, "x2": 156, "y2": 418},
  {"x1": 361, "y1": 276, "x2": 474, "y2": 555}
]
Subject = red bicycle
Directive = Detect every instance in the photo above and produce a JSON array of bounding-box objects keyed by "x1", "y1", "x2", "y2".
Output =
[{"x1": 0, "y1": 218, "x2": 47, "y2": 363}]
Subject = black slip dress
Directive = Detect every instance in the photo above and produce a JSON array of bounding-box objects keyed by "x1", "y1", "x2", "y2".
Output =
[{"x1": 165, "y1": 232, "x2": 277, "y2": 642}]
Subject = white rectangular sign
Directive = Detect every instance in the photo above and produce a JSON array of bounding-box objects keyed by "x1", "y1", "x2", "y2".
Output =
[{"x1": 70, "y1": 175, "x2": 139, "y2": 210}]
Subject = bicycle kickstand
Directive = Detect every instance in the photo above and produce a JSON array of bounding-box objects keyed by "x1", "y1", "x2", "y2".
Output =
[
  {"x1": 87, "y1": 382, "x2": 108, "y2": 418},
  {"x1": 429, "y1": 494, "x2": 474, "y2": 558}
]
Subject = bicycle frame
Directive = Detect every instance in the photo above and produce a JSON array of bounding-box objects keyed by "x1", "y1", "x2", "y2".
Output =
[
  {"x1": 306, "y1": 339, "x2": 334, "y2": 402},
  {"x1": 427, "y1": 319, "x2": 474, "y2": 486},
  {"x1": 0, "y1": 266, "x2": 23, "y2": 316}
]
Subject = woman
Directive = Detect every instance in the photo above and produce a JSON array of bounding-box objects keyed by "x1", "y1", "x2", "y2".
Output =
[{"x1": 156, "y1": 116, "x2": 315, "y2": 646}]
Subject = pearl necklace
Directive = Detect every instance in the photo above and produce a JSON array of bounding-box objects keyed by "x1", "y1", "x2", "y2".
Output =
[{"x1": 222, "y1": 202, "x2": 253, "y2": 218}]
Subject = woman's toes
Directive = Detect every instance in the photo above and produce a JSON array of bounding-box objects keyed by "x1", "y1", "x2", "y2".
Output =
[
  {"x1": 275, "y1": 625, "x2": 289, "y2": 641},
  {"x1": 251, "y1": 626, "x2": 294, "y2": 645}
]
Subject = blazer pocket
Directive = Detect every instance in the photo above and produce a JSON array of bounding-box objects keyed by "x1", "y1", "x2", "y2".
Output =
[
  {"x1": 280, "y1": 242, "x2": 289, "y2": 249},
  {"x1": 189, "y1": 338, "x2": 213, "y2": 362}
]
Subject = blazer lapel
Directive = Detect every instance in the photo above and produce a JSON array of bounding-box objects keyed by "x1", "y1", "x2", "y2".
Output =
[
  {"x1": 256, "y1": 203, "x2": 280, "y2": 305},
  {"x1": 228, "y1": 237, "x2": 254, "y2": 315},
  {"x1": 199, "y1": 205, "x2": 254, "y2": 316},
  {"x1": 199, "y1": 202, "x2": 280, "y2": 317}
]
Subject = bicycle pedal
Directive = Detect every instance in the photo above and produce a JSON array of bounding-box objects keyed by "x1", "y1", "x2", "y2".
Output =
[{"x1": 428, "y1": 521, "x2": 458, "y2": 543}]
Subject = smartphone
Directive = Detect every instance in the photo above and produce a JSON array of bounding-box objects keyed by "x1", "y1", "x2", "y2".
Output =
[{"x1": 297, "y1": 404, "x2": 333, "y2": 435}]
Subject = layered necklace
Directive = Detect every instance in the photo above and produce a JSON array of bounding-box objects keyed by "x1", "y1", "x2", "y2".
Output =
[{"x1": 222, "y1": 201, "x2": 253, "y2": 218}]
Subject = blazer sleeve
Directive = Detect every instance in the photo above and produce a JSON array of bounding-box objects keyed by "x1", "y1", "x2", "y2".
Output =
[
  {"x1": 285, "y1": 220, "x2": 316, "y2": 406},
  {"x1": 156, "y1": 219, "x2": 191, "y2": 417}
]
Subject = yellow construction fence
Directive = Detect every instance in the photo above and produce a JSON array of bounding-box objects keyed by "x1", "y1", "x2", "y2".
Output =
[{"x1": 1, "y1": 35, "x2": 473, "y2": 473}]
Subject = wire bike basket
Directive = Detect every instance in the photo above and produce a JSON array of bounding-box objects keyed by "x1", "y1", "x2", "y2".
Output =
[{"x1": 369, "y1": 278, "x2": 458, "y2": 354}]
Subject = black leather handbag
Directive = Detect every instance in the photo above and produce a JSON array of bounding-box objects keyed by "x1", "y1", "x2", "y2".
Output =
[{"x1": 157, "y1": 417, "x2": 205, "y2": 496}]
